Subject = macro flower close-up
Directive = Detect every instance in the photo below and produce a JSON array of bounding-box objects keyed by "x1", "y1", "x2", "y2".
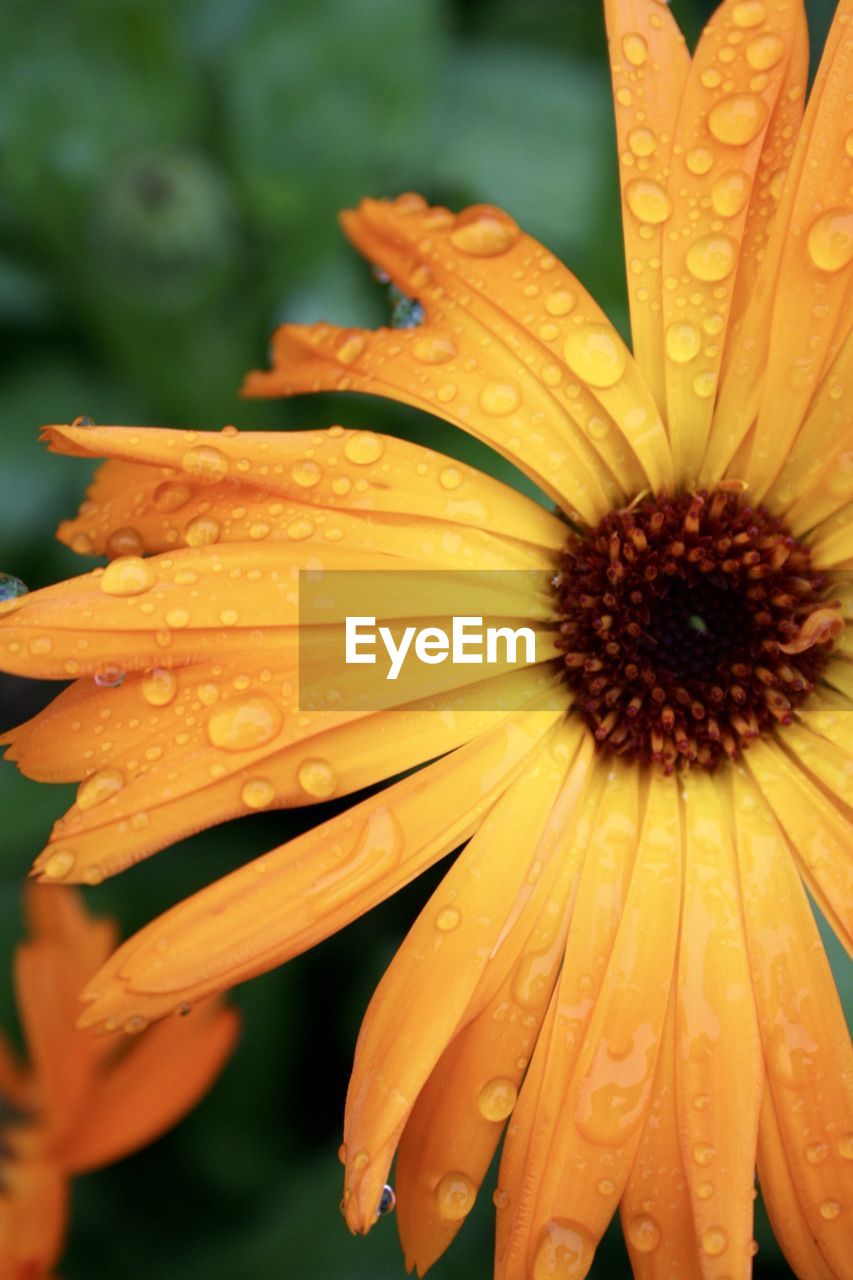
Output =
[{"x1": 0, "y1": 0, "x2": 851, "y2": 1277}]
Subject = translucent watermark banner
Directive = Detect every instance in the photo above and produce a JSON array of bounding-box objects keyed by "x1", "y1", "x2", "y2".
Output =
[{"x1": 298, "y1": 569, "x2": 564, "y2": 711}]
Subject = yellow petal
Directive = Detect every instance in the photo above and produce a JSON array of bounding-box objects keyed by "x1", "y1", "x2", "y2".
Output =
[
  {"x1": 76, "y1": 704, "x2": 563, "y2": 1031},
  {"x1": 245, "y1": 196, "x2": 675, "y2": 519},
  {"x1": 732, "y1": 767, "x2": 853, "y2": 1278},
  {"x1": 604, "y1": 0, "x2": 690, "y2": 414},
  {"x1": 342, "y1": 722, "x2": 588, "y2": 1233},
  {"x1": 663, "y1": 0, "x2": 807, "y2": 485}
]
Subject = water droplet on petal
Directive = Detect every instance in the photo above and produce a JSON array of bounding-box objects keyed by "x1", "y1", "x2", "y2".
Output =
[
  {"x1": 533, "y1": 1219, "x2": 596, "y2": 1279},
  {"x1": 665, "y1": 321, "x2": 701, "y2": 363},
  {"x1": 439, "y1": 466, "x2": 463, "y2": 491},
  {"x1": 207, "y1": 697, "x2": 283, "y2": 751},
  {"x1": 697, "y1": 1181, "x2": 714, "y2": 1200},
  {"x1": 732, "y1": 1, "x2": 766, "y2": 28},
  {"x1": 628, "y1": 127, "x2": 656, "y2": 158},
  {"x1": 477, "y1": 1077, "x2": 518, "y2": 1121},
  {"x1": 625, "y1": 178, "x2": 673, "y2": 225},
  {"x1": 123, "y1": 1015, "x2": 148, "y2": 1035},
  {"x1": 596, "y1": 1179, "x2": 616, "y2": 1196},
  {"x1": 686, "y1": 147, "x2": 714, "y2": 175},
  {"x1": 106, "y1": 527, "x2": 145, "y2": 559},
  {"x1": 153, "y1": 480, "x2": 193, "y2": 513},
  {"x1": 377, "y1": 1185, "x2": 396, "y2": 1216},
  {"x1": 693, "y1": 1143, "x2": 716, "y2": 1166},
  {"x1": 545, "y1": 288, "x2": 576, "y2": 317},
  {"x1": 746, "y1": 32, "x2": 785, "y2": 69},
  {"x1": 686, "y1": 234, "x2": 737, "y2": 281},
  {"x1": 297, "y1": 757, "x2": 337, "y2": 798},
  {"x1": 805, "y1": 1142, "x2": 830, "y2": 1165},
  {"x1": 708, "y1": 94, "x2": 767, "y2": 146},
  {"x1": 621, "y1": 33, "x2": 648, "y2": 65},
  {"x1": 77, "y1": 768, "x2": 125, "y2": 811},
  {"x1": 819, "y1": 1200, "x2": 841, "y2": 1221},
  {"x1": 344, "y1": 432, "x2": 384, "y2": 465},
  {"x1": 563, "y1": 324, "x2": 626, "y2": 388},
  {"x1": 335, "y1": 332, "x2": 366, "y2": 364},
  {"x1": 479, "y1": 382, "x2": 521, "y2": 416},
  {"x1": 184, "y1": 515, "x2": 220, "y2": 547},
  {"x1": 165, "y1": 607, "x2": 190, "y2": 629},
  {"x1": 0, "y1": 573, "x2": 28, "y2": 603},
  {"x1": 701, "y1": 1228, "x2": 727, "y2": 1257},
  {"x1": 711, "y1": 170, "x2": 750, "y2": 217},
  {"x1": 143, "y1": 667, "x2": 177, "y2": 706},
  {"x1": 101, "y1": 556, "x2": 155, "y2": 597},
  {"x1": 807, "y1": 209, "x2": 853, "y2": 273},
  {"x1": 43, "y1": 850, "x2": 76, "y2": 880},
  {"x1": 450, "y1": 205, "x2": 520, "y2": 256},
  {"x1": 242, "y1": 777, "x2": 275, "y2": 809},
  {"x1": 436, "y1": 906, "x2": 461, "y2": 931},
  {"x1": 436, "y1": 1172, "x2": 476, "y2": 1221},
  {"x1": 693, "y1": 370, "x2": 718, "y2": 398},
  {"x1": 838, "y1": 1134, "x2": 853, "y2": 1160},
  {"x1": 292, "y1": 460, "x2": 322, "y2": 488},
  {"x1": 71, "y1": 415, "x2": 95, "y2": 428},
  {"x1": 412, "y1": 334, "x2": 456, "y2": 364},
  {"x1": 627, "y1": 1214, "x2": 661, "y2": 1253},
  {"x1": 182, "y1": 445, "x2": 228, "y2": 482}
]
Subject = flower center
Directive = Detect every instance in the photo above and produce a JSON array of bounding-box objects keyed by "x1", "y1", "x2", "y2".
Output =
[{"x1": 554, "y1": 488, "x2": 841, "y2": 771}]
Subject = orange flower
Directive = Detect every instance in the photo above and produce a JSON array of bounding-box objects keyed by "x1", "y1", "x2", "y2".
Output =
[
  {"x1": 0, "y1": 1, "x2": 851, "y2": 1277},
  {"x1": 0, "y1": 887, "x2": 238, "y2": 1280}
]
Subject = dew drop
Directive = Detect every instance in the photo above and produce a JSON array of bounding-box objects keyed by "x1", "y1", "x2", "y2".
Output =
[
  {"x1": 449, "y1": 205, "x2": 520, "y2": 256},
  {"x1": 838, "y1": 1134, "x2": 853, "y2": 1160},
  {"x1": 665, "y1": 321, "x2": 701, "y2": 363},
  {"x1": 297, "y1": 757, "x2": 338, "y2": 798},
  {"x1": 627, "y1": 1214, "x2": 661, "y2": 1254},
  {"x1": 563, "y1": 324, "x2": 626, "y2": 388},
  {"x1": 377, "y1": 1185, "x2": 396, "y2": 1216},
  {"x1": 701, "y1": 1228, "x2": 728, "y2": 1257},
  {"x1": 182, "y1": 445, "x2": 228, "y2": 482},
  {"x1": 807, "y1": 209, "x2": 853, "y2": 273},
  {"x1": 693, "y1": 370, "x2": 718, "y2": 398},
  {"x1": 344, "y1": 431, "x2": 384, "y2": 465},
  {"x1": 545, "y1": 288, "x2": 576, "y2": 317},
  {"x1": 708, "y1": 94, "x2": 768, "y2": 146},
  {"x1": 77, "y1": 768, "x2": 125, "y2": 811},
  {"x1": 746, "y1": 32, "x2": 785, "y2": 70},
  {"x1": 352, "y1": 1150, "x2": 369, "y2": 1172},
  {"x1": 101, "y1": 556, "x2": 155, "y2": 597},
  {"x1": 685, "y1": 234, "x2": 737, "y2": 281},
  {"x1": 697, "y1": 1181, "x2": 714, "y2": 1200},
  {"x1": 436, "y1": 906, "x2": 461, "y2": 931},
  {"x1": 242, "y1": 777, "x2": 275, "y2": 809},
  {"x1": 43, "y1": 850, "x2": 75, "y2": 880},
  {"x1": 477, "y1": 381, "x2": 521, "y2": 417},
  {"x1": 142, "y1": 667, "x2": 177, "y2": 707},
  {"x1": 628, "y1": 127, "x2": 656, "y2": 158},
  {"x1": 732, "y1": 1, "x2": 766, "y2": 28},
  {"x1": 71, "y1": 415, "x2": 95, "y2": 428},
  {"x1": 477, "y1": 1077, "x2": 518, "y2": 1121},
  {"x1": 124, "y1": 1015, "x2": 148, "y2": 1035},
  {"x1": 292, "y1": 460, "x2": 322, "y2": 488},
  {"x1": 165, "y1": 607, "x2": 190, "y2": 629},
  {"x1": 439, "y1": 466, "x2": 463, "y2": 491},
  {"x1": 335, "y1": 332, "x2": 366, "y2": 364},
  {"x1": 184, "y1": 515, "x2": 220, "y2": 547},
  {"x1": 153, "y1": 480, "x2": 193, "y2": 513},
  {"x1": 436, "y1": 1172, "x2": 477, "y2": 1221},
  {"x1": 493, "y1": 1187, "x2": 510, "y2": 1210},
  {"x1": 207, "y1": 696, "x2": 284, "y2": 751},
  {"x1": 287, "y1": 518, "x2": 315, "y2": 540},
  {"x1": 596, "y1": 1179, "x2": 616, "y2": 1196},
  {"x1": 711, "y1": 170, "x2": 750, "y2": 217},
  {"x1": 0, "y1": 573, "x2": 28, "y2": 603},
  {"x1": 106, "y1": 527, "x2": 145, "y2": 559},
  {"x1": 686, "y1": 147, "x2": 714, "y2": 176},
  {"x1": 819, "y1": 1200, "x2": 841, "y2": 1221},
  {"x1": 625, "y1": 178, "x2": 673, "y2": 225},
  {"x1": 412, "y1": 334, "x2": 456, "y2": 364},
  {"x1": 622, "y1": 33, "x2": 648, "y2": 65},
  {"x1": 532, "y1": 1219, "x2": 596, "y2": 1279},
  {"x1": 693, "y1": 1143, "x2": 716, "y2": 1167}
]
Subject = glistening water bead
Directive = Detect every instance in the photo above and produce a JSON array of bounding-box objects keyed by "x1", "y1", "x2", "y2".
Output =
[{"x1": 553, "y1": 488, "x2": 839, "y2": 771}]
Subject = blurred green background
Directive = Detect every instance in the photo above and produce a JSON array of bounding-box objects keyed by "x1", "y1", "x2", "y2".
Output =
[{"x1": 0, "y1": 1, "x2": 843, "y2": 1277}]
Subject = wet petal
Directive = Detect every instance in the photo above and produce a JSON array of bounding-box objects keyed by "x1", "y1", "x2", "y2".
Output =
[
  {"x1": 661, "y1": 0, "x2": 806, "y2": 484},
  {"x1": 342, "y1": 723, "x2": 587, "y2": 1233},
  {"x1": 76, "y1": 705, "x2": 563, "y2": 1031},
  {"x1": 604, "y1": 0, "x2": 690, "y2": 414},
  {"x1": 245, "y1": 196, "x2": 675, "y2": 520},
  {"x1": 732, "y1": 767, "x2": 853, "y2": 1278},
  {"x1": 497, "y1": 770, "x2": 680, "y2": 1280},
  {"x1": 395, "y1": 753, "x2": 603, "y2": 1275},
  {"x1": 678, "y1": 771, "x2": 761, "y2": 1279}
]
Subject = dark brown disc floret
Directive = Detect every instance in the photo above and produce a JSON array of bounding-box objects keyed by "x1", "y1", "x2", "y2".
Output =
[{"x1": 554, "y1": 487, "x2": 842, "y2": 772}]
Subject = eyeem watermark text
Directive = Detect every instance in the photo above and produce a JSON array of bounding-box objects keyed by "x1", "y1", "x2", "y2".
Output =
[{"x1": 345, "y1": 615, "x2": 537, "y2": 680}]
